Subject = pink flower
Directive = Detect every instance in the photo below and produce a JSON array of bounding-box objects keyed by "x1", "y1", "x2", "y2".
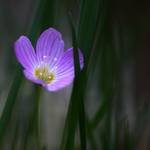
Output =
[{"x1": 14, "y1": 28, "x2": 84, "y2": 91}]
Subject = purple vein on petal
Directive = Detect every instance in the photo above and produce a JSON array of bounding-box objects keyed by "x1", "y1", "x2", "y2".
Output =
[
  {"x1": 36, "y1": 28, "x2": 64, "y2": 65},
  {"x1": 14, "y1": 28, "x2": 84, "y2": 92},
  {"x1": 15, "y1": 36, "x2": 37, "y2": 70}
]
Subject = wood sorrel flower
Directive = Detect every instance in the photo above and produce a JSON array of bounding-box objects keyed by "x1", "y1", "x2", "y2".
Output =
[{"x1": 14, "y1": 28, "x2": 84, "y2": 91}]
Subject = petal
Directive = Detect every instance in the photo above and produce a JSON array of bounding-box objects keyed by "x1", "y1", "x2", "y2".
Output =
[
  {"x1": 23, "y1": 70, "x2": 43, "y2": 85},
  {"x1": 45, "y1": 76, "x2": 73, "y2": 91},
  {"x1": 45, "y1": 48, "x2": 84, "y2": 91},
  {"x1": 14, "y1": 36, "x2": 37, "y2": 70},
  {"x1": 36, "y1": 28, "x2": 64, "y2": 66},
  {"x1": 56, "y1": 48, "x2": 84, "y2": 75}
]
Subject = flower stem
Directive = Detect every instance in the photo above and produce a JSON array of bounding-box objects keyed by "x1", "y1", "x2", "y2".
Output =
[
  {"x1": 79, "y1": 96, "x2": 87, "y2": 150},
  {"x1": 22, "y1": 85, "x2": 42, "y2": 150},
  {"x1": 34, "y1": 86, "x2": 42, "y2": 150}
]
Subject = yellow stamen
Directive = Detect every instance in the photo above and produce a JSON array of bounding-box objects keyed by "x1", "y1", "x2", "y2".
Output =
[{"x1": 34, "y1": 67, "x2": 55, "y2": 84}]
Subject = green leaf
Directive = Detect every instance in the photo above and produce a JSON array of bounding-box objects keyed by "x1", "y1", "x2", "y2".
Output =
[{"x1": 60, "y1": 12, "x2": 86, "y2": 150}]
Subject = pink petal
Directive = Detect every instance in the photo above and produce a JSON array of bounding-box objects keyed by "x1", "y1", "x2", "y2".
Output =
[
  {"x1": 36, "y1": 28, "x2": 64, "y2": 67},
  {"x1": 45, "y1": 48, "x2": 84, "y2": 91},
  {"x1": 14, "y1": 36, "x2": 37, "y2": 70},
  {"x1": 24, "y1": 70, "x2": 43, "y2": 85}
]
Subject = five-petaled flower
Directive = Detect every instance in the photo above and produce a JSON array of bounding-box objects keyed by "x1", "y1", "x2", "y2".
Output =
[{"x1": 14, "y1": 28, "x2": 84, "y2": 91}]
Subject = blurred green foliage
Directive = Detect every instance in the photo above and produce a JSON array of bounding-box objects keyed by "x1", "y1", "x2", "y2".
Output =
[{"x1": 0, "y1": 0, "x2": 149, "y2": 150}]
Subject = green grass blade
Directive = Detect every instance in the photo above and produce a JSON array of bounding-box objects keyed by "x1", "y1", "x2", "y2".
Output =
[
  {"x1": 60, "y1": 12, "x2": 86, "y2": 150},
  {"x1": 69, "y1": 12, "x2": 87, "y2": 149},
  {"x1": 22, "y1": 86, "x2": 42, "y2": 150},
  {"x1": 78, "y1": 0, "x2": 101, "y2": 62},
  {"x1": 21, "y1": 0, "x2": 56, "y2": 149},
  {"x1": 124, "y1": 120, "x2": 133, "y2": 150},
  {"x1": 60, "y1": 0, "x2": 105, "y2": 149},
  {"x1": 0, "y1": 0, "x2": 55, "y2": 144},
  {"x1": 86, "y1": 0, "x2": 114, "y2": 130},
  {"x1": 0, "y1": 66, "x2": 22, "y2": 141}
]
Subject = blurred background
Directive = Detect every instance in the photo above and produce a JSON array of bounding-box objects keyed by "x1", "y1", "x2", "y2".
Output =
[{"x1": 0, "y1": 0, "x2": 149, "y2": 150}]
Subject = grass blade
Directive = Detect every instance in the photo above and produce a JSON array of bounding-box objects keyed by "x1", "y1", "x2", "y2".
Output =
[
  {"x1": 0, "y1": 0, "x2": 55, "y2": 144},
  {"x1": 60, "y1": 12, "x2": 86, "y2": 150},
  {"x1": 0, "y1": 66, "x2": 22, "y2": 141}
]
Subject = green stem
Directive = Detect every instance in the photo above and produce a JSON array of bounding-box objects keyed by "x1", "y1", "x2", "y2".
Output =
[
  {"x1": 79, "y1": 97, "x2": 87, "y2": 150},
  {"x1": 35, "y1": 86, "x2": 42, "y2": 150},
  {"x1": 86, "y1": 119, "x2": 97, "y2": 150},
  {"x1": 23, "y1": 86, "x2": 42, "y2": 150}
]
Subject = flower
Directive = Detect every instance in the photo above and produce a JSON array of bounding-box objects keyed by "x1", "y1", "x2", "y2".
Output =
[{"x1": 14, "y1": 28, "x2": 84, "y2": 91}]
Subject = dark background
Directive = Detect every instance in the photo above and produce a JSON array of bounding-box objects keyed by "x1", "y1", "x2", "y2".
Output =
[{"x1": 0, "y1": 0, "x2": 149, "y2": 149}]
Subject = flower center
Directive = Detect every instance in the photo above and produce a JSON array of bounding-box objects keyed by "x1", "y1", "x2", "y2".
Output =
[{"x1": 34, "y1": 67, "x2": 55, "y2": 84}]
